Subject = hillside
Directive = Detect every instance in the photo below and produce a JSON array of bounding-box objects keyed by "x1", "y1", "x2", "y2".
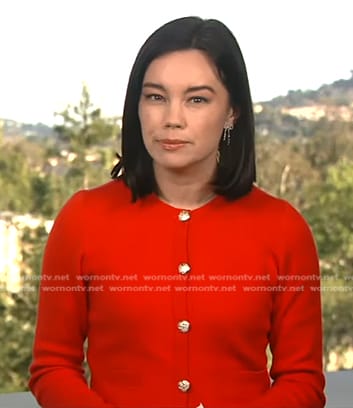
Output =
[
  {"x1": 263, "y1": 72, "x2": 353, "y2": 108},
  {"x1": 254, "y1": 72, "x2": 353, "y2": 138},
  {"x1": 0, "y1": 119, "x2": 54, "y2": 140}
]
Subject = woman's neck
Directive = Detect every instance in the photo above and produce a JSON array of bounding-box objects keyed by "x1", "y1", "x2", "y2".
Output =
[{"x1": 154, "y1": 164, "x2": 217, "y2": 210}]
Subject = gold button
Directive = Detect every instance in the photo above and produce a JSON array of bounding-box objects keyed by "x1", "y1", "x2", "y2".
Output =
[
  {"x1": 178, "y1": 263, "x2": 191, "y2": 275},
  {"x1": 177, "y1": 320, "x2": 191, "y2": 333},
  {"x1": 178, "y1": 379, "x2": 191, "y2": 392},
  {"x1": 178, "y1": 210, "x2": 191, "y2": 222}
]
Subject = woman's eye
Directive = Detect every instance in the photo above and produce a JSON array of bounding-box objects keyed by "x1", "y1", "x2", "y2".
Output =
[
  {"x1": 144, "y1": 94, "x2": 164, "y2": 102},
  {"x1": 190, "y1": 96, "x2": 208, "y2": 104}
]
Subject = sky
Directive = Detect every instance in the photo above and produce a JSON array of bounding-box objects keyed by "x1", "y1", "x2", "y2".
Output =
[{"x1": 0, "y1": 0, "x2": 352, "y2": 125}]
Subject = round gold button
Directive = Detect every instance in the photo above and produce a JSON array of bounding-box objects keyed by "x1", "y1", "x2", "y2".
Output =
[
  {"x1": 177, "y1": 320, "x2": 191, "y2": 333},
  {"x1": 178, "y1": 210, "x2": 191, "y2": 222},
  {"x1": 178, "y1": 379, "x2": 191, "y2": 392},
  {"x1": 178, "y1": 263, "x2": 191, "y2": 275}
]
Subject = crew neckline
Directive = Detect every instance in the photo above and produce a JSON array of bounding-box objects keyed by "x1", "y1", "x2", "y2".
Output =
[{"x1": 145, "y1": 192, "x2": 225, "y2": 214}]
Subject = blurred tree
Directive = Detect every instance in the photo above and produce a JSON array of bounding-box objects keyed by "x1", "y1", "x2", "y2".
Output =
[
  {"x1": 0, "y1": 119, "x2": 4, "y2": 145},
  {"x1": 0, "y1": 144, "x2": 33, "y2": 212},
  {"x1": 256, "y1": 134, "x2": 321, "y2": 208},
  {"x1": 305, "y1": 159, "x2": 353, "y2": 265},
  {"x1": 303, "y1": 159, "x2": 353, "y2": 368},
  {"x1": 0, "y1": 225, "x2": 47, "y2": 392},
  {"x1": 30, "y1": 175, "x2": 55, "y2": 217},
  {"x1": 54, "y1": 83, "x2": 120, "y2": 188}
]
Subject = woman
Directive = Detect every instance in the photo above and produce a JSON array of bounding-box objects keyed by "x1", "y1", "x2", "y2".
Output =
[{"x1": 29, "y1": 16, "x2": 326, "y2": 408}]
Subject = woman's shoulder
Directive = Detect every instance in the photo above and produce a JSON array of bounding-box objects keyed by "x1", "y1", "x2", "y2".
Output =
[
  {"x1": 236, "y1": 185, "x2": 311, "y2": 234},
  {"x1": 58, "y1": 179, "x2": 132, "y2": 217},
  {"x1": 83, "y1": 178, "x2": 131, "y2": 203},
  {"x1": 240, "y1": 184, "x2": 293, "y2": 214},
  {"x1": 248, "y1": 185, "x2": 314, "y2": 241}
]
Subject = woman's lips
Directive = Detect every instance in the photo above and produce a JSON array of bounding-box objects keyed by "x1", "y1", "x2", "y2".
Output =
[{"x1": 158, "y1": 139, "x2": 189, "y2": 150}]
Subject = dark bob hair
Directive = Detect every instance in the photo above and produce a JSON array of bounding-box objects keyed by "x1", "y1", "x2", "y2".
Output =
[{"x1": 111, "y1": 16, "x2": 256, "y2": 201}]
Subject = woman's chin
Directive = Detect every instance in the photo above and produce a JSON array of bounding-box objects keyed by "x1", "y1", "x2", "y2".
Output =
[{"x1": 154, "y1": 158, "x2": 193, "y2": 172}]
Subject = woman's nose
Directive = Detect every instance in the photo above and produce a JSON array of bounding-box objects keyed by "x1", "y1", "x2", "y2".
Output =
[{"x1": 163, "y1": 101, "x2": 186, "y2": 129}]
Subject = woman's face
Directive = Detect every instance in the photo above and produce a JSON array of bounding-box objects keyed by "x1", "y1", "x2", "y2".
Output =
[{"x1": 138, "y1": 49, "x2": 235, "y2": 173}]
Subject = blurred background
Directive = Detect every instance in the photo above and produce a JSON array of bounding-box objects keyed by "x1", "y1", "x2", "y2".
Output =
[{"x1": 0, "y1": 0, "x2": 352, "y2": 393}]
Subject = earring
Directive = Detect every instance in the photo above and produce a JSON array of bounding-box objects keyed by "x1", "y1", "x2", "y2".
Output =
[
  {"x1": 216, "y1": 150, "x2": 220, "y2": 164},
  {"x1": 222, "y1": 125, "x2": 233, "y2": 146}
]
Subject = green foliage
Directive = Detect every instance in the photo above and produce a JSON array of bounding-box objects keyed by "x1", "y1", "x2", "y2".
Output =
[
  {"x1": 0, "y1": 143, "x2": 33, "y2": 212},
  {"x1": 305, "y1": 159, "x2": 353, "y2": 264},
  {"x1": 54, "y1": 84, "x2": 110, "y2": 149},
  {"x1": 54, "y1": 83, "x2": 120, "y2": 189},
  {"x1": 30, "y1": 175, "x2": 55, "y2": 217},
  {"x1": 0, "y1": 85, "x2": 121, "y2": 392},
  {"x1": 0, "y1": 120, "x2": 4, "y2": 144},
  {"x1": 0, "y1": 226, "x2": 47, "y2": 392},
  {"x1": 302, "y1": 159, "x2": 353, "y2": 366}
]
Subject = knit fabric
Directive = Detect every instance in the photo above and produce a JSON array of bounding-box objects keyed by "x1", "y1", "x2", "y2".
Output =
[{"x1": 29, "y1": 180, "x2": 325, "y2": 408}]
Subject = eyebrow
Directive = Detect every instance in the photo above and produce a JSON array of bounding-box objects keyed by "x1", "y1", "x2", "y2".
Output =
[{"x1": 142, "y1": 82, "x2": 216, "y2": 94}]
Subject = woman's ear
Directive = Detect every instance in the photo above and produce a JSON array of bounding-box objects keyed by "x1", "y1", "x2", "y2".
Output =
[{"x1": 226, "y1": 107, "x2": 240, "y2": 128}]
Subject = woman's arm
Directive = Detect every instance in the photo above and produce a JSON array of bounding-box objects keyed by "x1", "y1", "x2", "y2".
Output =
[
  {"x1": 29, "y1": 191, "x2": 116, "y2": 408},
  {"x1": 245, "y1": 202, "x2": 326, "y2": 408}
]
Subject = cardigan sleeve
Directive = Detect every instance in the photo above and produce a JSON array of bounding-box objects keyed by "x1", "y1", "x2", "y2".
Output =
[
  {"x1": 29, "y1": 191, "x2": 117, "y2": 408},
  {"x1": 245, "y1": 202, "x2": 326, "y2": 408}
]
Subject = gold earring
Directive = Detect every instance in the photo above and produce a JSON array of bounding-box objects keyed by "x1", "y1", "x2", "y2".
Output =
[{"x1": 216, "y1": 150, "x2": 220, "y2": 164}]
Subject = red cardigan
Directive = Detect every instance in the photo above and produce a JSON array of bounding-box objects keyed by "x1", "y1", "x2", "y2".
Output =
[{"x1": 29, "y1": 180, "x2": 326, "y2": 408}]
